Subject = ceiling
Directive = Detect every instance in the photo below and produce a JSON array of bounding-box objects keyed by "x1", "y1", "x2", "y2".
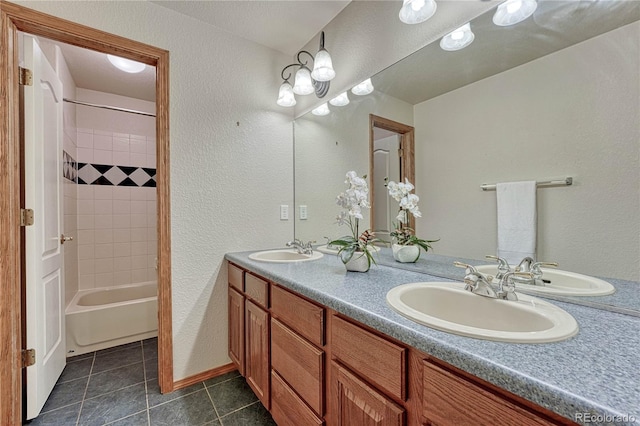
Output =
[
  {"x1": 52, "y1": 0, "x2": 351, "y2": 103},
  {"x1": 373, "y1": 0, "x2": 640, "y2": 105}
]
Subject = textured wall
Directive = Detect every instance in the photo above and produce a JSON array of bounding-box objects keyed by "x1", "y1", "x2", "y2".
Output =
[
  {"x1": 16, "y1": 1, "x2": 294, "y2": 380},
  {"x1": 414, "y1": 22, "x2": 640, "y2": 281}
]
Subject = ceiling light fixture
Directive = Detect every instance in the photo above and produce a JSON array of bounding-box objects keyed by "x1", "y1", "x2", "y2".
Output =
[
  {"x1": 107, "y1": 54, "x2": 146, "y2": 73},
  {"x1": 351, "y1": 78, "x2": 374, "y2": 96},
  {"x1": 440, "y1": 23, "x2": 475, "y2": 51},
  {"x1": 311, "y1": 103, "x2": 330, "y2": 116},
  {"x1": 492, "y1": 0, "x2": 538, "y2": 26},
  {"x1": 329, "y1": 92, "x2": 350, "y2": 107},
  {"x1": 277, "y1": 31, "x2": 336, "y2": 107},
  {"x1": 399, "y1": 0, "x2": 437, "y2": 25}
]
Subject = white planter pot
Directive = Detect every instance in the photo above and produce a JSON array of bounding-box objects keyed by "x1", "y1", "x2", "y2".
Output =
[
  {"x1": 392, "y1": 243, "x2": 421, "y2": 263},
  {"x1": 344, "y1": 252, "x2": 370, "y2": 272}
]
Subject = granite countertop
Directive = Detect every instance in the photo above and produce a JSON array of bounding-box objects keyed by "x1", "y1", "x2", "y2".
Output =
[{"x1": 225, "y1": 249, "x2": 640, "y2": 426}]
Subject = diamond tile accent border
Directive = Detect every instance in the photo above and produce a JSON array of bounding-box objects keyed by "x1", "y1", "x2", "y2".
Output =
[
  {"x1": 63, "y1": 151, "x2": 78, "y2": 182},
  {"x1": 78, "y1": 163, "x2": 156, "y2": 187}
]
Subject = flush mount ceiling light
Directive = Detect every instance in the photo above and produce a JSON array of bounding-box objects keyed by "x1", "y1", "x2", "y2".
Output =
[
  {"x1": 399, "y1": 0, "x2": 437, "y2": 25},
  {"x1": 311, "y1": 103, "x2": 330, "y2": 116},
  {"x1": 440, "y1": 23, "x2": 475, "y2": 51},
  {"x1": 351, "y1": 78, "x2": 374, "y2": 96},
  {"x1": 329, "y1": 92, "x2": 350, "y2": 107},
  {"x1": 493, "y1": 0, "x2": 538, "y2": 26},
  {"x1": 277, "y1": 31, "x2": 336, "y2": 107},
  {"x1": 107, "y1": 54, "x2": 146, "y2": 73}
]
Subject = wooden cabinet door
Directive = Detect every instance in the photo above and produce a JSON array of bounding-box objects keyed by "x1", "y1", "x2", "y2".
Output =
[
  {"x1": 332, "y1": 361, "x2": 405, "y2": 426},
  {"x1": 228, "y1": 287, "x2": 244, "y2": 375},
  {"x1": 245, "y1": 300, "x2": 270, "y2": 409}
]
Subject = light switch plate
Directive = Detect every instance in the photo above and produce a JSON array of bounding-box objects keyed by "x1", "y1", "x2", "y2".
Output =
[
  {"x1": 299, "y1": 205, "x2": 308, "y2": 220},
  {"x1": 280, "y1": 205, "x2": 289, "y2": 220}
]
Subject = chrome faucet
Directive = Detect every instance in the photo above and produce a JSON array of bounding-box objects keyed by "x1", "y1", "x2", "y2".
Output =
[
  {"x1": 286, "y1": 239, "x2": 314, "y2": 255},
  {"x1": 485, "y1": 255, "x2": 511, "y2": 280},
  {"x1": 516, "y1": 256, "x2": 535, "y2": 273},
  {"x1": 515, "y1": 261, "x2": 559, "y2": 286},
  {"x1": 487, "y1": 255, "x2": 559, "y2": 287},
  {"x1": 454, "y1": 262, "x2": 532, "y2": 301}
]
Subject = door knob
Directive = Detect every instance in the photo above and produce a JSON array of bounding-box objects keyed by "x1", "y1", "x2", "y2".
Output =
[{"x1": 60, "y1": 234, "x2": 74, "y2": 244}]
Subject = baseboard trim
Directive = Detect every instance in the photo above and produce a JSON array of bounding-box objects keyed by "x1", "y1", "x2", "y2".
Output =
[{"x1": 172, "y1": 363, "x2": 237, "y2": 391}]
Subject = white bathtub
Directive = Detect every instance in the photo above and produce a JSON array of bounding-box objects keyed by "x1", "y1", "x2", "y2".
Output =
[{"x1": 66, "y1": 281, "x2": 158, "y2": 356}]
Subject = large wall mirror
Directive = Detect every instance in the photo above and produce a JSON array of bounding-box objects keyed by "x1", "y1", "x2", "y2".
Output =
[{"x1": 294, "y1": 1, "x2": 639, "y2": 314}]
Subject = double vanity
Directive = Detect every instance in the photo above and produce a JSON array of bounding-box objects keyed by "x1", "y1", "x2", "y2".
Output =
[{"x1": 225, "y1": 248, "x2": 639, "y2": 425}]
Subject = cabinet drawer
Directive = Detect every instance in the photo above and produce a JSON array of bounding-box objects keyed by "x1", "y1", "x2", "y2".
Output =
[
  {"x1": 332, "y1": 361, "x2": 404, "y2": 426},
  {"x1": 332, "y1": 316, "x2": 406, "y2": 401},
  {"x1": 245, "y1": 272, "x2": 268, "y2": 308},
  {"x1": 271, "y1": 370, "x2": 324, "y2": 426},
  {"x1": 271, "y1": 318, "x2": 324, "y2": 416},
  {"x1": 271, "y1": 285, "x2": 324, "y2": 347},
  {"x1": 423, "y1": 360, "x2": 556, "y2": 426},
  {"x1": 228, "y1": 263, "x2": 244, "y2": 292}
]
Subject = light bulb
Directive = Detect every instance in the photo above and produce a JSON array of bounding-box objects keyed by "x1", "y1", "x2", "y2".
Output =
[
  {"x1": 440, "y1": 23, "x2": 475, "y2": 51},
  {"x1": 351, "y1": 78, "x2": 374, "y2": 96},
  {"x1": 107, "y1": 54, "x2": 145, "y2": 73},
  {"x1": 276, "y1": 81, "x2": 296, "y2": 107},
  {"x1": 493, "y1": 0, "x2": 537, "y2": 26},
  {"x1": 329, "y1": 92, "x2": 350, "y2": 107},
  {"x1": 311, "y1": 49, "x2": 336, "y2": 82},
  {"x1": 311, "y1": 103, "x2": 330, "y2": 116},
  {"x1": 293, "y1": 66, "x2": 314, "y2": 95},
  {"x1": 399, "y1": 0, "x2": 437, "y2": 24}
]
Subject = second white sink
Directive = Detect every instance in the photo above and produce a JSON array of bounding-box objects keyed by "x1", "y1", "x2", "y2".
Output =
[
  {"x1": 474, "y1": 265, "x2": 615, "y2": 296},
  {"x1": 249, "y1": 249, "x2": 323, "y2": 263},
  {"x1": 386, "y1": 282, "x2": 578, "y2": 343}
]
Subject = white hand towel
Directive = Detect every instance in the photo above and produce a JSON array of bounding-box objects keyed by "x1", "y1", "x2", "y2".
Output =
[{"x1": 496, "y1": 181, "x2": 537, "y2": 265}]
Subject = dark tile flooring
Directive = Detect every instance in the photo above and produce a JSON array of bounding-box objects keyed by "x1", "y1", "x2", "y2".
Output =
[{"x1": 27, "y1": 338, "x2": 276, "y2": 426}]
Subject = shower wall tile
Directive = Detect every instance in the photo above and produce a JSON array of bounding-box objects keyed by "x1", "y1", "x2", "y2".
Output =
[{"x1": 75, "y1": 127, "x2": 157, "y2": 290}]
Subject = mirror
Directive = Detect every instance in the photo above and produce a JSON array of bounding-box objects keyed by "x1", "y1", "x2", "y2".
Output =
[{"x1": 294, "y1": 1, "x2": 640, "y2": 314}]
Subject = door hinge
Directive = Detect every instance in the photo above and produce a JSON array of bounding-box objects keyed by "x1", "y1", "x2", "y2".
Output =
[
  {"x1": 20, "y1": 208, "x2": 34, "y2": 226},
  {"x1": 398, "y1": 148, "x2": 404, "y2": 157},
  {"x1": 22, "y1": 349, "x2": 36, "y2": 368},
  {"x1": 19, "y1": 67, "x2": 33, "y2": 86}
]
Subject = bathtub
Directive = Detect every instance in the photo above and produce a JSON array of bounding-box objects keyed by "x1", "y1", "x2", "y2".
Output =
[{"x1": 66, "y1": 281, "x2": 158, "y2": 356}]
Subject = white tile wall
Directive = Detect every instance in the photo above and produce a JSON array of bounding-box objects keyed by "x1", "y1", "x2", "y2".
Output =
[{"x1": 76, "y1": 128, "x2": 157, "y2": 290}]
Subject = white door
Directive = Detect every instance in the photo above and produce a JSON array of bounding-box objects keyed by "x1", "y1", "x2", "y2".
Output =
[
  {"x1": 373, "y1": 134, "x2": 401, "y2": 234},
  {"x1": 22, "y1": 34, "x2": 66, "y2": 420}
]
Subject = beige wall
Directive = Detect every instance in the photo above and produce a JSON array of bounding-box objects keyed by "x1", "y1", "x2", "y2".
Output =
[{"x1": 414, "y1": 22, "x2": 640, "y2": 281}]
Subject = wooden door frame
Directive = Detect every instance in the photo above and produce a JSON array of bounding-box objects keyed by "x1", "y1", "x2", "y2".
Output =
[
  {"x1": 369, "y1": 114, "x2": 415, "y2": 233},
  {"x1": 0, "y1": 2, "x2": 173, "y2": 423}
]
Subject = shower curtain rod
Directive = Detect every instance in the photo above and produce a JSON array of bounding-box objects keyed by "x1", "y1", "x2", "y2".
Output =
[{"x1": 63, "y1": 98, "x2": 156, "y2": 117}]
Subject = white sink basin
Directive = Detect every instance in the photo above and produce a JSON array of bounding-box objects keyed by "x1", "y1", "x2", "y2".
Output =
[
  {"x1": 386, "y1": 282, "x2": 578, "y2": 343},
  {"x1": 317, "y1": 244, "x2": 380, "y2": 255},
  {"x1": 474, "y1": 265, "x2": 615, "y2": 296},
  {"x1": 249, "y1": 249, "x2": 323, "y2": 263}
]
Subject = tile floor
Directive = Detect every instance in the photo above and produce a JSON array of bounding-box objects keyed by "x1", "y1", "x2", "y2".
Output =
[{"x1": 26, "y1": 338, "x2": 276, "y2": 426}]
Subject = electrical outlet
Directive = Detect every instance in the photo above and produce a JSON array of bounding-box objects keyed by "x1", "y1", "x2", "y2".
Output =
[
  {"x1": 299, "y1": 205, "x2": 308, "y2": 220},
  {"x1": 280, "y1": 205, "x2": 289, "y2": 220}
]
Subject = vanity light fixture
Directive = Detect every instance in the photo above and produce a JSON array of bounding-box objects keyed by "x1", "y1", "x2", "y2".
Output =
[
  {"x1": 440, "y1": 23, "x2": 475, "y2": 51},
  {"x1": 351, "y1": 78, "x2": 374, "y2": 96},
  {"x1": 492, "y1": 0, "x2": 538, "y2": 26},
  {"x1": 276, "y1": 31, "x2": 336, "y2": 107},
  {"x1": 311, "y1": 103, "x2": 330, "y2": 116},
  {"x1": 329, "y1": 92, "x2": 350, "y2": 107},
  {"x1": 107, "y1": 54, "x2": 146, "y2": 73},
  {"x1": 399, "y1": 0, "x2": 437, "y2": 25}
]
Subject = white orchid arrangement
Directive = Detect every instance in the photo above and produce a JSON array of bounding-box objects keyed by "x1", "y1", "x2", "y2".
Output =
[
  {"x1": 386, "y1": 178, "x2": 438, "y2": 252},
  {"x1": 330, "y1": 171, "x2": 383, "y2": 267}
]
